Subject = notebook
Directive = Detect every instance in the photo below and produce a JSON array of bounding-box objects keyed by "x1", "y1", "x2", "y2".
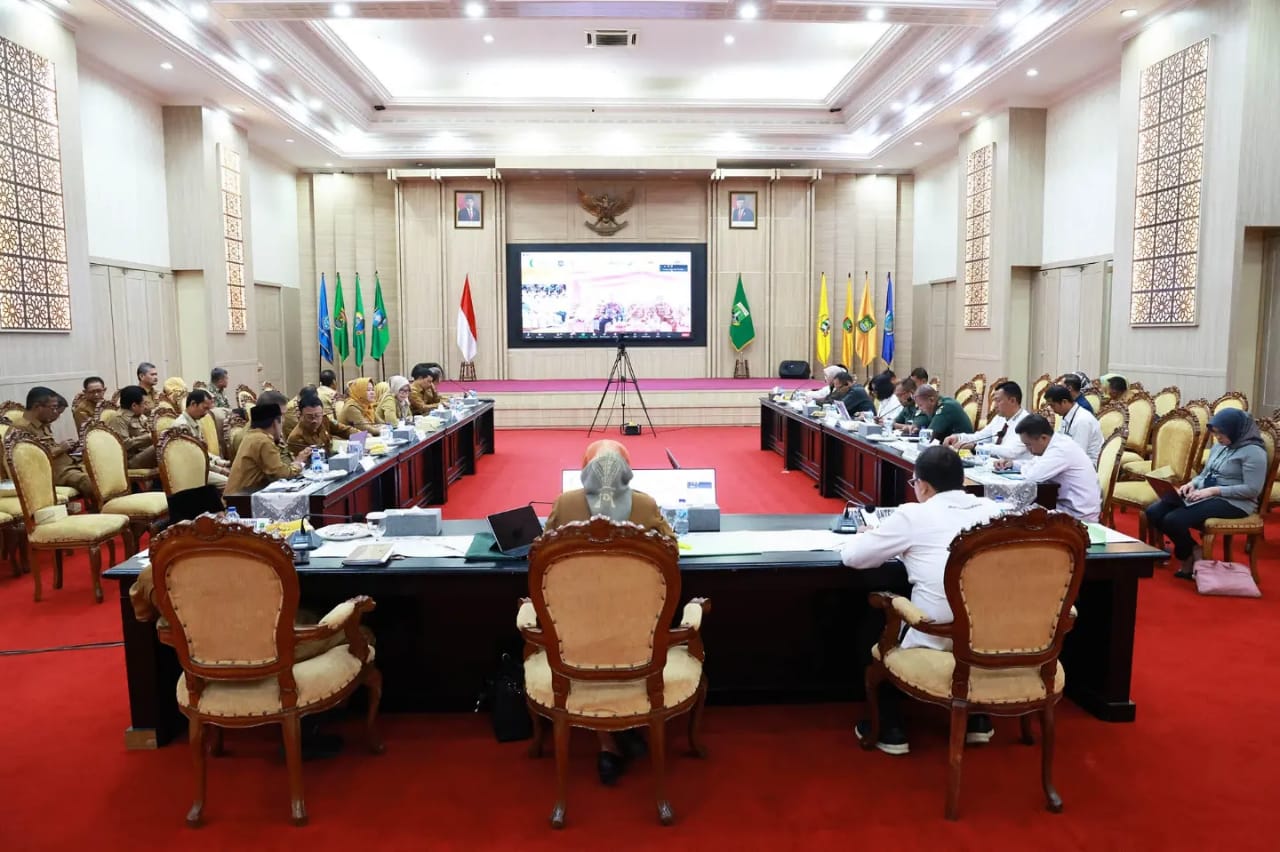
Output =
[{"x1": 485, "y1": 505, "x2": 544, "y2": 558}]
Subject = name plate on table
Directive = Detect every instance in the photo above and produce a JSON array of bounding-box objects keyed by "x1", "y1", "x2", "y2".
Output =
[
  {"x1": 329, "y1": 452, "x2": 360, "y2": 473},
  {"x1": 392, "y1": 426, "x2": 418, "y2": 443},
  {"x1": 381, "y1": 508, "x2": 441, "y2": 537}
]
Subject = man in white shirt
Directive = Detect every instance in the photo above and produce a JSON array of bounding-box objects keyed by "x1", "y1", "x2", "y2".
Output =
[
  {"x1": 943, "y1": 380, "x2": 1030, "y2": 460},
  {"x1": 997, "y1": 414, "x2": 1101, "y2": 522},
  {"x1": 840, "y1": 446, "x2": 1002, "y2": 754},
  {"x1": 1044, "y1": 384, "x2": 1103, "y2": 466},
  {"x1": 171, "y1": 389, "x2": 230, "y2": 488}
]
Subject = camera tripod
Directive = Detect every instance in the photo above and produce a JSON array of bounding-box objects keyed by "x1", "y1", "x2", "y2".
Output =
[{"x1": 588, "y1": 339, "x2": 657, "y2": 435}]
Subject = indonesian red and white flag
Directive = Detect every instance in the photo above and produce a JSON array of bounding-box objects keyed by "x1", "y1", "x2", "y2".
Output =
[{"x1": 457, "y1": 275, "x2": 478, "y2": 362}]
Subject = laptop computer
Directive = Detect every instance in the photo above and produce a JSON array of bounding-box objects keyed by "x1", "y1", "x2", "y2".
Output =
[{"x1": 486, "y1": 505, "x2": 544, "y2": 558}]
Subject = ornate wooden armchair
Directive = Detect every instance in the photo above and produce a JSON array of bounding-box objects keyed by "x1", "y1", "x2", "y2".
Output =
[
  {"x1": 978, "y1": 376, "x2": 1008, "y2": 430},
  {"x1": 221, "y1": 411, "x2": 248, "y2": 463},
  {"x1": 83, "y1": 424, "x2": 167, "y2": 551},
  {"x1": 236, "y1": 383, "x2": 258, "y2": 410},
  {"x1": 3, "y1": 431, "x2": 131, "y2": 602},
  {"x1": 1153, "y1": 385, "x2": 1181, "y2": 417},
  {"x1": 953, "y1": 381, "x2": 980, "y2": 427},
  {"x1": 1201, "y1": 419, "x2": 1279, "y2": 586},
  {"x1": 517, "y1": 517, "x2": 710, "y2": 828},
  {"x1": 1096, "y1": 402, "x2": 1129, "y2": 442},
  {"x1": 1097, "y1": 429, "x2": 1129, "y2": 527},
  {"x1": 0, "y1": 401, "x2": 24, "y2": 424},
  {"x1": 1210, "y1": 391, "x2": 1249, "y2": 415},
  {"x1": 150, "y1": 516, "x2": 383, "y2": 826},
  {"x1": 1082, "y1": 381, "x2": 1103, "y2": 414},
  {"x1": 862, "y1": 508, "x2": 1087, "y2": 820},
  {"x1": 158, "y1": 431, "x2": 211, "y2": 497},
  {"x1": 1030, "y1": 373, "x2": 1053, "y2": 411},
  {"x1": 1119, "y1": 391, "x2": 1156, "y2": 465},
  {"x1": 1112, "y1": 410, "x2": 1200, "y2": 542}
]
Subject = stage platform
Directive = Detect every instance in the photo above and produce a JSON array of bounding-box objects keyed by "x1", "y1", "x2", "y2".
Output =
[{"x1": 438, "y1": 377, "x2": 816, "y2": 428}]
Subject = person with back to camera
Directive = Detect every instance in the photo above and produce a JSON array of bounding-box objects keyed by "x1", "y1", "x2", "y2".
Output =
[
  {"x1": 1145, "y1": 408, "x2": 1268, "y2": 579},
  {"x1": 544, "y1": 440, "x2": 673, "y2": 786}
]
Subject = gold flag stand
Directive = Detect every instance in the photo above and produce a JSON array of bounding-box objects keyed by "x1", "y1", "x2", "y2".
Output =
[
  {"x1": 733, "y1": 359, "x2": 750, "y2": 378},
  {"x1": 459, "y1": 361, "x2": 477, "y2": 382}
]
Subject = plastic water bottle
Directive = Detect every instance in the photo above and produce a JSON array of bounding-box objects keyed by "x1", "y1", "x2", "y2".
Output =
[
  {"x1": 224, "y1": 505, "x2": 240, "y2": 524},
  {"x1": 674, "y1": 499, "x2": 689, "y2": 537},
  {"x1": 310, "y1": 447, "x2": 325, "y2": 475}
]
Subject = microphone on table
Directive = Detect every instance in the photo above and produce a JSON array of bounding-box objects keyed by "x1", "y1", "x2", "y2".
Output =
[{"x1": 832, "y1": 501, "x2": 865, "y2": 534}]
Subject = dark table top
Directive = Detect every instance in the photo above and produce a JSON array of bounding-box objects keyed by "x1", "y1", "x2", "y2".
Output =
[{"x1": 104, "y1": 513, "x2": 1168, "y2": 580}]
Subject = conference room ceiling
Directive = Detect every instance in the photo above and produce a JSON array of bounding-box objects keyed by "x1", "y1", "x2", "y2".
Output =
[{"x1": 66, "y1": 0, "x2": 1175, "y2": 171}]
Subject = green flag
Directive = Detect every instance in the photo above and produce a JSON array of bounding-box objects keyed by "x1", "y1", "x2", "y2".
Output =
[
  {"x1": 353, "y1": 273, "x2": 366, "y2": 368},
  {"x1": 370, "y1": 272, "x2": 390, "y2": 361},
  {"x1": 729, "y1": 274, "x2": 756, "y2": 352},
  {"x1": 332, "y1": 273, "x2": 349, "y2": 363}
]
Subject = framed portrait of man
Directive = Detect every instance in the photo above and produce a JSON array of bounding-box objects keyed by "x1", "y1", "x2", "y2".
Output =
[
  {"x1": 728, "y1": 191, "x2": 757, "y2": 229},
  {"x1": 455, "y1": 191, "x2": 483, "y2": 228}
]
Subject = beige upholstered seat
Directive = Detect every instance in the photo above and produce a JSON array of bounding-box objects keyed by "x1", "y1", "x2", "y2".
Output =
[
  {"x1": 84, "y1": 425, "x2": 166, "y2": 550},
  {"x1": 518, "y1": 517, "x2": 710, "y2": 828},
  {"x1": 1097, "y1": 430, "x2": 1128, "y2": 527},
  {"x1": 1122, "y1": 391, "x2": 1156, "y2": 462},
  {"x1": 862, "y1": 508, "x2": 1087, "y2": 821},
  {"x1": 1201, "y1": 420, "x2": 1278, "y2": 587},
  {"x1": 150, "y1": 516, "x2": 382, "y2": 827},
  {"x1": 3, "y1": 431, "x2": 130, "y2": 602},
  {"x1": 1153, "y1": 386, "x2": 1181, "y2": 417},
  {"x1": 159, "y1": 431, "x2": 212, "y2": 495},
  {"x1": 1030, "y1": 373, "x2": 1052, "y2": 411},
  {"x1": 1097, "y1": 402, "x2": 1129, "y2": 441}
]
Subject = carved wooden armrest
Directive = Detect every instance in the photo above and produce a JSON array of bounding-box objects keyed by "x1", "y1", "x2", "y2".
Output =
[
  {"x1": 668, "y1": 597, "x2": 710, "y2": 643},
  {"x1": 516, "y1": 597, "x2": 545, "y2": 646},
  {"x1": 294, "y1": 595, "x2": 376, "y2": 657},
  {"x1": 1065, "y1": 605, "x2": 1078, "y2": 632},
  {"x1": 868, "y1": 592, "x2": 953, "y2": 658}
]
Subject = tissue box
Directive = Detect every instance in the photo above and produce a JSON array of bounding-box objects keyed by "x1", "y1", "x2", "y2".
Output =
[
  {"x1": 328, "y1": 453, "x2": 360, "y2": 473},
  {"x1": 688, "y1": 505, "x2": 721, "y2": 532},
  {"x1": 392, "y1": 427, "x2": 417, "y2": 443},
  {"x1": 383, "y1": 508, "x2": 441, "y2": 537},
  {"x1": 862, "y1": 423, "x2": 883, "y2": 436}
]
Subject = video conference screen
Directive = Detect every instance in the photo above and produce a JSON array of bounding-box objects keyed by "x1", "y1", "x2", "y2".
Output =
[{"x1": 505, "y1": 243, "x2": 707, "y2": 348}]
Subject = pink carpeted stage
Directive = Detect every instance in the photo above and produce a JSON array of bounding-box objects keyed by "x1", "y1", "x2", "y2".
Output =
[{"x1": 436, "y1": 377, "x2": 818, "y2": 428}]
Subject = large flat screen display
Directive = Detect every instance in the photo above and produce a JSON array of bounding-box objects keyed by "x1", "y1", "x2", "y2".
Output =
[{"x1": 505, "y1": 243, "x2": 707, "y2": 348}]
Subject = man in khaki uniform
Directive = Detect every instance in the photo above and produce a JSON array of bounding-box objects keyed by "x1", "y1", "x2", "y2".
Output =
[
  {"x1": 111, "y1": 386, "x2": 158, "y2": 469},
  {"x1": 287, "y1": 391, "x2": 356, "y2": 457},
  {"x1": 317, "y1": 369, "x2": 339, "y2": 420},
  {"x1": 137, "y1": 362, "x2": 160, "y2": 413},
  {"x1": 209, "y1": 367, "x2": 232, "y2": 410},
  {"x1": 408, "y1": 362, "x2": 447, "y2": 416},
  {"x1": 74, "y1": 376, "x2": 106, "y2": 432},
  {"x1": 171, "y1": 389, "x2": 230, "y2": 488},
  {"x1": 281, "y1": 386, "x2": 316, "y2": 440},
  {"x1": 12, "y1": 387, "x2": 93, "y2": 497},
  {"x1": 225, "y1": 402, "x2": 311, "y2": 493}
]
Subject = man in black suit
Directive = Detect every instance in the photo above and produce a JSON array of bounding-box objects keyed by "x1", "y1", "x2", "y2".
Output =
[
  {"x1": 458, "y1": 194, "x2": 480, "y2": 222},
  {"x1": 826, "y1": 371, "x2": 875, "y2": 415},
  {"x1": 732, "y1": 195, "x2": 755, "y2": 223}
]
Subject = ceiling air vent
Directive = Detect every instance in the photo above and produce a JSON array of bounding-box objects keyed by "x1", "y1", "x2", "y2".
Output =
[{"x1": 586, "y1": 30, "x2": 638, "y2": 48}]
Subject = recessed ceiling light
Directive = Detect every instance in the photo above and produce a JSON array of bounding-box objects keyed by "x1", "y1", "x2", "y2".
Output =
[
  {"x1": 875, "y1": 164, "x2": 884, "y2": 169},
  {"x1": 913, "y1": 141, "x2": 923, "y2": 146},
  {"x1": 1026, "y1": 68, "x2": 1039, "y2": 77},
  {"x1": 724, "y1": 34, "x2": 735, "y2": 45},
  {"x1": 960, "y1": 110, "x2": 973, "y2": 117},
  {"x1": 738, "y1": 3, "x2": 758, "y2": 20},
  {"x1": 1121, "y1": 8, "x2": 1139, "y2": 18},
  {"x1": 189, "y1": 3, "x2": 209, "y2": 20},
  {"x1": 254, "y1": 57, "x2": 272, "y2": 71},
  {"x1": 866, "y1": 7, "x2": 884, "y2": 22},
  {"x1": 325, "y1": 162, "x2": 333, "y2": 167},
  {"x1": 483, "y1": 33, "x2": 494, "y2": 44},
  {"x1": 285, "y1": 138, "x2": 294, "y2": 143},
  {"x1": 160, "y1": 61, "x2": 173, "y2": 71},
  {"x1": 889, "y1": 101, "x2": 903, "y2": 112},
  {"x1": 464, "y1": 2, "x2": 485, "y2": 18},
  {"x1": 939, "y1": 62, "x2": 954, "y2": 74},
  {"x1": 331, "y1": 3, "x2": 351, "y2": 17}
]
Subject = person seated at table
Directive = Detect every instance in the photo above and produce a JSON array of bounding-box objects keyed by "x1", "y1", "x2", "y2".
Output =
[
  {"x1": 111, "y1": 386, "x2": 158, "y2": 469},
  {"x1": 172, "y1": 389, "x2": 231, "y2": 487},
  {"x1": 1146, "y1": 408, "x2": 1267, "y2": 579},
  {"x1": 287, "y1": 391, "x2": 358, "y2": 458},
  {"x1": 225, "y1": 403, "x2": 312, "y2": 493},
  {"x1": 408, "y1": 363, "x2": 447, "y2": 415},
  {"x1": 74, "y1": 376, "x2": 107, "y2": 431},
  {"x1": 11, "y1": 386, "x2": 93, "y2": 497},
  {"x1": 544, "y1": 441, "x2": 673, "y2": 785},
  {"x1": 375, "y1": 376, "x2": 412, "y2": 425},
  {"x1": 944, "y1": 380, "x2": 1030, "y2": 460},
  {"x1": 281, "y1": 386, "x2": 316, "y2": 440},
  {"x1": 841, "y1": 445, "x2": 1001, "y2": 754},
  {"x1": 994, "y1": 414, "x2": 1100, "y2": 522},
  {"x1": 904, "y1": 385, "x2": 972, "y2": 441},
  {"x1": 804, "y1": 364, "x2": 846, "y2": 402},
  {"x1": 338, "y1": 377, "x2": 383, "y2": 436},
  {"x1": 890, "y1": 378, "x2": 927, "y2": 433},
  {"x1": 1063, "y1": 373, "x2": 1093, "y2": 414},
  {"x1": 827, "y1": 371, "x2": 875, "y2": 415},
  {"x1": 869, "y1": 375, "x2": 900, "y2": 426},
  {"x1": 1044, "y1": 384, "x2": 1103, "y2": 466},
  {"x1": 909, "y1": 367, "x2": 930, "y2": 385}
]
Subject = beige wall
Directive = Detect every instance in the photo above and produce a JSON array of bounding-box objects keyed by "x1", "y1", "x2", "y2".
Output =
[{"x1": 298, "y1": 172, "x2": 915, "y2": 383}]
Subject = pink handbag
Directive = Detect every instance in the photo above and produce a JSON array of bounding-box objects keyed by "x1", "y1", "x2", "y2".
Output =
[{"x1": 1193, "y1": 560, "x2": 1261, "y2": 597}]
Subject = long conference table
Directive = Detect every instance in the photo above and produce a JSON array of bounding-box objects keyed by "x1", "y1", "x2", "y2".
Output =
[{"x1": 105, "y1": 508, "x2": 1163, "y2": 749}]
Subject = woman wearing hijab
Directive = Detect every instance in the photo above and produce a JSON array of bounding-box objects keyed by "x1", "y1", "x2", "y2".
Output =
[
  {"x1": 544, "y1": 443, "x2": 672, "y2": 785},
  {"x1": 338, "y1": 376, "x2": 383, "y2": 435},
  {"x1": 1145, "y1": 408, "x2": 1268, "y2": 578},
  {"x1": 376, "y1": 375, "x2": 412, "y2": 425}
]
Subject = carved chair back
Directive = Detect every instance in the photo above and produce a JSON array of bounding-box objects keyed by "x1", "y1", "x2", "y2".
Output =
[
  {"x1": 159, "y1": 430, "x2": 211, "y2": 496},
  {"x1": 1153, "y1": 386, "x2": 1181, "y2": 417},
  {"x1": 1147, "y1": 408, "x2": 1200, "y2": 483},
  {"x1": 1098, "y1": 429, "x2": 1128, "y2": 522},
  {"x1": 1210, "y1": 391, "x2": 1249, "y2": 415},
  {"x1": 83, "y1": 424, "x2": 132, "y2": 505},
  {"x1": 1096, "y1": 401, "x2": 1130, "y2": 441}
]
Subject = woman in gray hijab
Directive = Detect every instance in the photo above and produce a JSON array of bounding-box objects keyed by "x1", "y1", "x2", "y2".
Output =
[{"x1": 1146, "y1": 407, "x2": 1269, "y2": 578}]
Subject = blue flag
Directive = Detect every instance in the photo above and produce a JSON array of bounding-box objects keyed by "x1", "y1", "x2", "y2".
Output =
[
  {"x1": 881, "y1": 272, "x2": 895, "y2": 365},
  {"x1": 318, "y1": 273, "x2": 333, "y2": 364}
]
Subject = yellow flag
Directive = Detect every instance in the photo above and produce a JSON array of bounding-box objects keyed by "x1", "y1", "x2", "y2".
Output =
[
  {"x1": 854, "y1": 271, "x2": 879, "y2": 367},
  {"x1": 815, "y1": 273, "x2": 831, "y2": 364},
  {"x1": 841, "y1": 274, "x2": 854, "y2": 368}
]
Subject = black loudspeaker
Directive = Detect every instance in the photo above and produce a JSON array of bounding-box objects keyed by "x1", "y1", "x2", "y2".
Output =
[{"x1": 779, "y1": 360, "x2": 811, "y2": 379}]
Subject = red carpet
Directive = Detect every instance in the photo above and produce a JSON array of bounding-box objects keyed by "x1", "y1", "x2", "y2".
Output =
[{"x1": 1, "y1": 426, "x2": 1278, "y2": 850}]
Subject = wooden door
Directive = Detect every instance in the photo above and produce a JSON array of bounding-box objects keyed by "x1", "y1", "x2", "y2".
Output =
[{"x1": 254, "y1": 283, "x2": 285, "y2": 390}]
